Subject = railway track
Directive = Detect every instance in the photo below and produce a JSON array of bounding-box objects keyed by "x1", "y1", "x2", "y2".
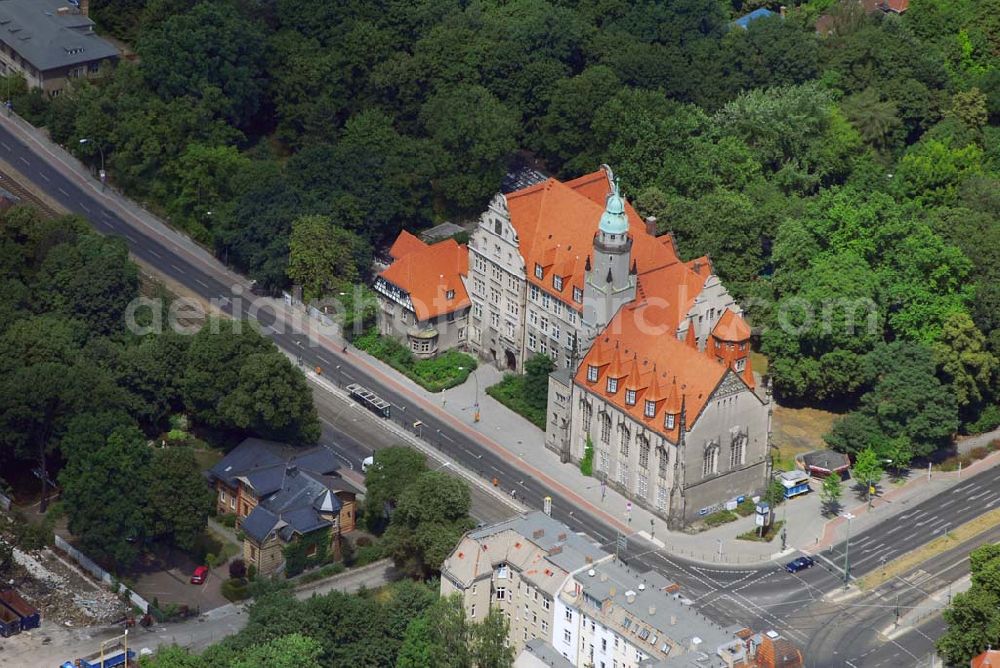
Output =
[{"x1": 0, "y1": 167, "x2": 62, "y2": 218}]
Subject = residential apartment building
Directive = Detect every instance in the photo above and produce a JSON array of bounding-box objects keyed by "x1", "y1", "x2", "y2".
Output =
[
  {"x1": 443, "y1": 512, "x2": 803, "y2": 668},
  {"x1": 0, "y1": 0, "x2": 118, "y2": 96},
  {"x1": 374, "y1": 231, "x2": 471, "y2": 359},
  {"x1": 206, "y1": 438, "x2": 360, "y2": 575}
]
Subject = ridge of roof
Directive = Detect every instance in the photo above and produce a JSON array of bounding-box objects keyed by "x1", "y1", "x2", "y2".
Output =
[{"x1": 379, "y1": 236, "x2": 470, "y2": 321}]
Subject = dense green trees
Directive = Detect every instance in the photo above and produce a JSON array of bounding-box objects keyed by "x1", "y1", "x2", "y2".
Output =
[
  {"x1": 937, "y1": 543, "x2": 1000, "y2": 664},
  {"x1": 22, "y1": 0, "x2": 1000, "y2": 452},
  {"x1": 0, "y1": 208, "x2": 321, "y2": 567}
]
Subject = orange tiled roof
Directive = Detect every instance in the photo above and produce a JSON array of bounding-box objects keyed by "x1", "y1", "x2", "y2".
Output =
[
  {"x1": 575, "y1": 300, "x2": 737, "y2": 442},
  {"x1": 387, "y1": 230, "x2": 427, "y2": 260},
  {"x1": 379, "y1": 237, "x2": 470, "y2": 321},
  {"x1": 973, "y1": 650, "x2": 1000, "y2": 668},
  {"x1": 505, "y1": 168, "x2": 681, "y2": 310},
  {"x1": 713, "y1": 308, "x2": 751, "y2": 342},
  {"x1": 884, "y1": 0, "x2": 908, "y2": 12},
  {"x1": 756, "y1": 635, "x2": 804, "y2": 668}
]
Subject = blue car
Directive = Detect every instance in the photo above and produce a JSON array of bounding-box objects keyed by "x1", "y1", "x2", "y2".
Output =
[{"x1": 785, "y1": 556, "x2": 815, "y2": 573}]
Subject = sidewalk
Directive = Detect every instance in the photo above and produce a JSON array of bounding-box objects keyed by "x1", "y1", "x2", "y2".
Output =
[
  {"x1": 339, "y1": 345, "x2": 1000, "y2": 566},
  {"x1": 3, "y1": 108, "x2": 996, "y2": 570}
]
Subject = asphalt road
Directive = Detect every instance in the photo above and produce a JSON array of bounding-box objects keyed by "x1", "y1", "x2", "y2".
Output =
[{"x1": 2, "y1": 119, "x2": 994, "y2": 665}]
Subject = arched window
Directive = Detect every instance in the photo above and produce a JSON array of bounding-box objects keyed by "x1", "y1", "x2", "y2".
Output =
[
  {"x1": 702, "y1": 443, "x2": 718, "y2": 477},
  {"x1": 730, "y1": 429, "x2": 746, "y2": 468},
  {"x1": 638, "y1": 436, "x2": 650, "y2": 469},
  {"x1": 657, "y1": 447, "x2": 669, "y2": 478},
  {"x1": 600, "y1": 413, "x2": 612, "y2": 444},
  {"x1": 618, "y1": 423, "x2": 630, "y2": 457},
  {"x1": 494, "y1": 219, "x2": 502, "y2": 235},
  {"x1": 582, "y1": 401, "x2": 593, "y2": 432}
]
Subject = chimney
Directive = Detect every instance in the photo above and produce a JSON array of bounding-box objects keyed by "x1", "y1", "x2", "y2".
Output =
[
  {"x1": 80, "y1": 0, "x2": 90, "y2": 16},
  {"x1": 549, "y1": 545, "x2": 562, "y2": 556},
  {"x1": 557, "y1": 532, "x2": 566, "y2": 541},
  {"x1": 644, "y1": 216, "x2": 657, "y2": 236},
  {"x1": 625, "y1": 590, "x2": 636, "y2": 604},
  {"x1": 533, "y1": 529, "x2": 544, "y2": 539}
]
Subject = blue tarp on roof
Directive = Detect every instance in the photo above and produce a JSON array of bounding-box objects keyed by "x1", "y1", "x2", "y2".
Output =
[{"x1": 732, "y1": 7, "x2": 777, "y2": 29}]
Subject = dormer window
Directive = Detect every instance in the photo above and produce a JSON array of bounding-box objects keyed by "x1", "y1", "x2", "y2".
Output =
[
  {"x1": 607, "y1": 377, "x2": 618, "y2": 393},
  {"x1": 446, "y1": 289, "x2": 455, "y2": 300},
  {"x1": 665, "y1": 413, "x2": 676, "y2": 430},
  {"x1": 553, "y1": 275, "x2": 563, "y2": 291},
  {"x1": 587, "y1": 365, "x2": 598, "y2": 382},
  {"x1": 573, "y1": 286, "x2": 583, "y2": 303},
  {"x1": 535, "y1": 264, "x2": 543, "y2": 279},
  {"x1": 735, "y1": 358, "x2": 746, "y2": 372},
  {"x1": 625, "y1": 389, "x2": 636, "y2": 406},
  {"x1": 644, "y1": 400, "x2": 656, "y2": 418}
]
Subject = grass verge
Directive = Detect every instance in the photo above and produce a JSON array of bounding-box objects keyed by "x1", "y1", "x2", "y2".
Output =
[
  {"x1": 737, "y1": 520, "x2": 785, "y2": 542},
  {"x1": 856, "y1": 507, "x2": 1000, "y2": 591}
]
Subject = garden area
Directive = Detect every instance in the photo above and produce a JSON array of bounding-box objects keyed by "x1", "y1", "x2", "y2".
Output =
[
  {"x1": 485, "y1": 354, "x2": 554, "y2": 430},
  {"x1": 352, "y1": 328, "x2": 477, "y2": 393}
]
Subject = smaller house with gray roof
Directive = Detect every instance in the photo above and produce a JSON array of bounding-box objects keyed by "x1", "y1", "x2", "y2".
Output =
[
  {"x1": 0, "y1": 0, "x2": 118, "y2": 96},
  {"x1": 206, "y1": 438, "x2": 361, "y2": 575}
]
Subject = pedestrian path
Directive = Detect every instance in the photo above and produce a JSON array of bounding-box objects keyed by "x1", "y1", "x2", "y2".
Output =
[{"x1": 338, "y1": 344, "x2": 1000, "y2": 567}]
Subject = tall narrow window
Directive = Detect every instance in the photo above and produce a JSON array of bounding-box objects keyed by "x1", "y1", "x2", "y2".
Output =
[
  {"x1": 600, "y1": 414, "x2": 612, "y2": 444},
  {"x1": 535, "y1": 264, "x2": 544, "y2": 279},
  {"x1": 644, "y1": 400, "x2": 656, "y2": 418},
  {"x1": 625, "y1": 389, "x2": 636, "y2": 405},
  {"x1": 658, "y1": 448, "x2": 669, "y2": 478},
  {"x1": 638, "y1": 437, "x2": 650, "y2": 469},
  {"x1": 607, "y1": 377, "x2": 618, "y2": 393},
  {"x1": 665, "y1": 413, "x2": 676, "y2": 430},
  {"x1": 582, "y1": 402, "x2": 593, "y2": 431}
]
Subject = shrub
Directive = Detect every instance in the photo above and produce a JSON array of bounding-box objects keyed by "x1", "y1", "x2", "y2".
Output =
[
  {"x1": 352, "y1": 328, "x2": 476, "y2": 392},
  {"x1": 580, "y1": 435, "x2": 594, "y2": 477},
  {"x1": 229, "y1": 558, "x2": 247, "y2": 580},
  {"x1": 204, "y1": 552, "x2": 218, "y2": 569},
  {"x1": 991, "y1": 440, "x2": 1000, "y2": 452},
  {"x1": 735, "y1": 499, "x2": 756, "y2": 517},
  {"x1": 218, "y1": 514, "x2": 237, "y2": 528},
  {"x1": 221, "y1": 578, "x2": 249, "y2": 602},
  {"x1": 737, "y1": 520, "x2": 785, "y2": 542},
  {"x1": 968, "y1": 404, "x2": 1000, "y2": 434},
  {"x1": 486, "y1": 375, "x2": 546, "y2": 429},
  {"x1": 354, "y1": 544, "x2": 384, "y2": 567},
  {"x1": 13, "y1": 511, "x2": 53, "y2": 550},
  {"x1": 297, "y1": 562, "x2": 346, "y2": 584},
  {"x1": 969, "y1": 446, "x2": 989, "y2": 461},
  {"x1": 355, "y1": 536, "x2": 373, "y2": 548},
  {"x1": 247, "y1": 564, "x2": 257, "y2": 581},
  {"x1": 703, "y1": 510, "x2": 738, "y2": 527}
]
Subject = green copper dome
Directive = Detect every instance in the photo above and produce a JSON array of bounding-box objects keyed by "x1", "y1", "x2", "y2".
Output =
[{"x1": 598, "y1": 179, "x2": 628, "y2": 235}]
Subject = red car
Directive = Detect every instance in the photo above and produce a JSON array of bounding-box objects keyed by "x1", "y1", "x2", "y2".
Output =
[{"x1": 190, "y1": 566, "x2": 209, "y2": 584}]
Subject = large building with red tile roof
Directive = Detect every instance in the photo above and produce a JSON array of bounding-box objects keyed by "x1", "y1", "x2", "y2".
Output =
[
  {"x1": 373, "y1": 233, "x2": 471, "y2": 358},
  {"x1": 379, "y1": 167, "x2": 769, "y2": 524}
]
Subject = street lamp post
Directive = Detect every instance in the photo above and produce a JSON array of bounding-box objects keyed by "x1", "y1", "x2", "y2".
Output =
[
  {"x1": 79, "y1": 138, "x2": 106, "y2": 191},
  {"x1": 458, "y1": 366, "x2": 480, "y2": 423},
  {"x1": 842, "y1": 512, "x2": 856, "y2": 589}
]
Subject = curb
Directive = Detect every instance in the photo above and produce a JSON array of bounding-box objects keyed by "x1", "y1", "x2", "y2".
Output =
[{"x1": 304, "y1": 370, "x2": 527, "y2": 517}]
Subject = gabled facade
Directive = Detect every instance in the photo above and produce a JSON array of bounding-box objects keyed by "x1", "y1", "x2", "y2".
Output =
[
  {"x1": 206, "y1": 438, "x2": 360, "y2": 575},
  {"x1": 374, "y1": 232, "x2": 471, "y2": 359}
]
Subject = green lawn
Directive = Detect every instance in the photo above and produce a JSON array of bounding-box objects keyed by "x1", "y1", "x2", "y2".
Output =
[
  {"x1": 353, "y1": 328, "x2": 476, "y2": 392},
  {"x1": 486, "y1": 375, "x2": 546, "y2": 429}
]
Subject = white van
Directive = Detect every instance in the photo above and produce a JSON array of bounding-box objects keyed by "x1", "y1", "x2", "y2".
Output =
[{"x1": 361, "y1": 455, "x2": 374, "y2": 473}]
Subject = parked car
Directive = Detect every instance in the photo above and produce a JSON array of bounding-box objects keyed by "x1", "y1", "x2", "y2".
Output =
[
  {"x1": 361, "y1": 455, "x2": 374, "y2": 473},
  {"x1": 190, "y1": 566, "x2": 209, "y2": 584},
  {"x1": 785, "y1": 556, "x2": 815, "y2": 573}
]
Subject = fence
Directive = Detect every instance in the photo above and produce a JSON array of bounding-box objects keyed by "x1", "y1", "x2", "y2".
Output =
[{"x1": 53, "y1": 535, "x2": 151, "y2": 613}]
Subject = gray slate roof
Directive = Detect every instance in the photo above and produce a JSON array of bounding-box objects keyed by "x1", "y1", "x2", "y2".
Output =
[
  {"x1": 209, "y1": 438, "x2": 357, "y2": 544},
  {"x1": 468, "y1": 511, "x2": 606, "y2": 574},
  {"x1": 0, "y1": 0, "x2": 118, "y2": 71}
]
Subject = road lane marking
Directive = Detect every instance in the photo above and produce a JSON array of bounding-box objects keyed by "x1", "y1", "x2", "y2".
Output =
[
  {"x1": 124, "y1": 233, "x2": 137, "y2": 243},
  {"x1": 148, "y1": 249, "x2": 161, "y2": 259},
  {"x1": 79, "y1": 202, "x2": 90, "y2": 213},
  {"x1": 939, "y1": 498, "x2": 957, "y2": 507},
  {"x1": 317, "y1": 355, "x2": 331, "y2": 364},
  {"x1": 58, "y1": 187, "x2": 70, "y2": 197},
  {"x1": 195, "y1": 279, "x2": 209, "y2": 288},
  {"x1": 38, "y1": 172, "x2": 50, "y2": 182},
  {"x1": 968, "y1": 489, "x2": 990, "y2": 500},
  {"x1": 0, "y1": 141, "x2": 10, "y2": 151},
  {"x1": 170, "y1": 263, "x2": 184, "y2": 274},
  {"x1": 18, "y1": 156, "x2": 28, "y2": 166}
]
